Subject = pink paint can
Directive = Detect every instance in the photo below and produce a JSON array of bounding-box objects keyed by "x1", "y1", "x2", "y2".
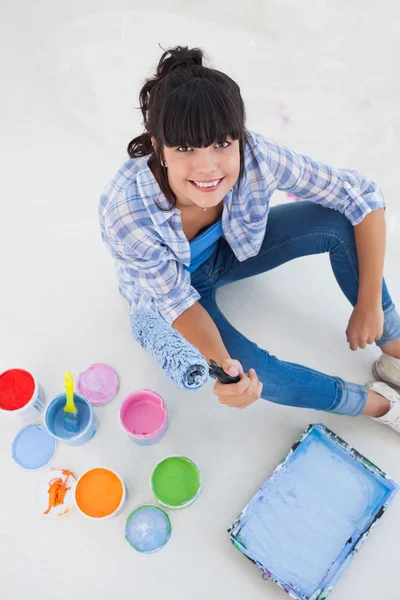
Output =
[{"x1": 119, "y1": 390, "x2": 168, "y2": 446}]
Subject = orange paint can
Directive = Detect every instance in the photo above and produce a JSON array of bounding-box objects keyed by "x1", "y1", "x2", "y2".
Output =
[{"x1": 74, "y1": 467, "x2": 126, "y2": 520}]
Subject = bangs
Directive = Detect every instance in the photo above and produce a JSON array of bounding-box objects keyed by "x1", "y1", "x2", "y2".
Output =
[{"x1": 159, "y1": 77, "x2": 243, "y2": 149}]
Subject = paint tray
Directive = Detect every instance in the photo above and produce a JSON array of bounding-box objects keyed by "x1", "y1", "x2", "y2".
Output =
[{"x1": 228, "y1": 424, "x2": 398, "y2": 600}]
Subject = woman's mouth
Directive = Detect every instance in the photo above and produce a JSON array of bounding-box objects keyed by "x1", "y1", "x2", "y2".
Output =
[{"x1": 189, "y1": 177, "x2": 224, "y2": 193}]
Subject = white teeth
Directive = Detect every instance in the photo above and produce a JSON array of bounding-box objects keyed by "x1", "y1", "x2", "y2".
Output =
[{"x1": 193, "y1": 179, "x2": 221, "y2": 188}]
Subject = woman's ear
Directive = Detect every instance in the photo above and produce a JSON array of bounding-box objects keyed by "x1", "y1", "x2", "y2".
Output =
[{"x1": 151, "y1": 136, "x2": 156, "y2": 149}]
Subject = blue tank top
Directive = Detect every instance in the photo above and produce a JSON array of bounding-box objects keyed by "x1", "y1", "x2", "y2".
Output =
[{"x1": 185, "y1": 218, "x2": 223, "y2": 273}]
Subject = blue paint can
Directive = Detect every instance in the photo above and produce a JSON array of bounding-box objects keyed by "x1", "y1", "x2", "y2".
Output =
[
  {"x1": 125, "y1": 505, "x2": 171, "y2": 553},
  {"x1": 44, "y1": 392, "x2": 97, "y2": 446}
]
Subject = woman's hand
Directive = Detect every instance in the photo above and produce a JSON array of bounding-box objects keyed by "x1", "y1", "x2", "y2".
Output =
[
  {"x1": 346, "y1": 303, "x2": 384, "y2": 350},
  {"x1": 213, "y1": 358, "x2": 263, "y2": 409}
]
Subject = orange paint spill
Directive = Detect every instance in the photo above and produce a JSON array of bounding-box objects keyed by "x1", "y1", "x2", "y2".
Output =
[
  {"x1": 75, "y1": 468, "x2": 123, "y2": 518},
  {"x1": 44, "y1": 470, "x2": 74, "y2": 515}
]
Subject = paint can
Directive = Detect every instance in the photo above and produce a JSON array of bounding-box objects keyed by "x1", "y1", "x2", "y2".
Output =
[
  {"x1": 44, "y1": 392, "x2": 97, "y2": 446},
  {"x1": 36, "y1": 469, "x2": 76, "y2": 518},
  {"x1": 151, "y1": 456, "x2": 202, "y2": 509},
  {"x1": 119, "y1": 389, "x2": 168, "y2": 446},
  {"x1": 12, "y1": 424, "x2": 56, "y2": 470},
  {"x1": 125, "y1": 505, "x2": 171, "y2": 554},
  {"x1": 0, "y1": 368, "x2": 45, "y2": 420},
  {"x1": 74, "y1": 467, "x2": 126, "y2": 520},
  {"x1": 76, "y1": 363, "x2": 119, "y2": 406}
]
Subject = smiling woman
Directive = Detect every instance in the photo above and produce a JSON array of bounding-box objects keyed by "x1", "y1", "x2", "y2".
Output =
[{"x1": 99, "y1": 44, "x2": 400, "y2": 435}]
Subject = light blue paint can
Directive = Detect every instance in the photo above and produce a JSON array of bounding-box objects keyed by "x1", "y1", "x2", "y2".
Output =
[
  {"x1": 44, "y1": 392, "x2": 97, "y2": 446},
  {"x1": 125, "y1": 505, "x2": 171, "y2": 554}
]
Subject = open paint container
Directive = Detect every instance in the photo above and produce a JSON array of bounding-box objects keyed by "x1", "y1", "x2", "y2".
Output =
[
  {"x1": 44, "y1": 392, "x2": 97, "y2": 446},
  {"x1": 125, "y1": 505, "x2": 171, "y2": 554},
  {"x1": 229, "y1": 423, "x2": 399, "y2": 600},
  {"x1": 12, "y1": 424, "x2": 56, "y2": 470},
  {"x1": 36, "y1": 469, "x2": 76, "y2": 518},
  {"x1": 151, "y1": 456, "x2": 202, "y2": 509},
  {"x1": 119, "y1": 389, "x2": 168, "y2": 445},
  {"x1": 74, "y1": 467, "x2": 126, "y2": 519},
  {"x1": 0, "y1": 369, "x2": 45, "y2": 420}
]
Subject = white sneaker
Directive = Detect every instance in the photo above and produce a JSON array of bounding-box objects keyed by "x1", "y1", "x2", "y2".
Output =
[
  {"x1": 365, "y1": 381, "x2": 400, "y2": 433},
  {"x1": 373, "y1": 354, "x2": 400, "y2": 392}
]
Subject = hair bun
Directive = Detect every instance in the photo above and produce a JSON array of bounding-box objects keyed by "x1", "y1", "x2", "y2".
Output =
[{"x1": 156, "y1": 45, "x2": 204, "y2": 79}]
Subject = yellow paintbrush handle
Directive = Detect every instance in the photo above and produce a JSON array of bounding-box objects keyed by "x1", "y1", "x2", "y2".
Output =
[{"x1": 64, "y1": 371, "x2": 77, "y2": 413}]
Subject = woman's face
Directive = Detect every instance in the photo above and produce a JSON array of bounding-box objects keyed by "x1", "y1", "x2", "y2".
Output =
[{"x1": 153, "y1": 137, "x2": 240, "y2": 210}]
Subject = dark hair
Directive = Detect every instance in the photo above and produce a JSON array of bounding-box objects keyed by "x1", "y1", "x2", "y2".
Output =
[{"x1": 127, "y1": 45, "x2": 249, "y2": 209}]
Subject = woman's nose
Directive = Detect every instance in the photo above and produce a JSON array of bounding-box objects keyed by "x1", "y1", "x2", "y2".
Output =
[{"x1": 192, "y1": 149, "x2": 219, "y2": 175}]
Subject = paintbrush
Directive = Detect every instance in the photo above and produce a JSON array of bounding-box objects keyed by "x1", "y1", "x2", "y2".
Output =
[{"x1": 63, "y1": 371, "x2": 79, "y2": 432}]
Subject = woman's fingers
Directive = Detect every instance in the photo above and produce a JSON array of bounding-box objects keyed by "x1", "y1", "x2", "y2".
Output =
[
  {"x1": 221, "y1": 357, "x2": 244, "y2": 376},
  {"x1": 348, "y1": 333, "x2": 380, "y2": 350},
  {"x1": 213, "y1": 368, "x2": 262, "y2": 409},
  {"x1": 237, "y1": 379, "x2": 263, "y2": 410},
  {"x1": 214, "y1": 374, "x2": 250, "y2": 399}
]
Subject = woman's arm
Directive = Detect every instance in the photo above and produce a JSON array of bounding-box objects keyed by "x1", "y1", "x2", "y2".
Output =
[
  {"x1": 172, "y1": 301, "x2": 230, "y2": 365},
  {"x1": 173, "y1": 302, "x2": 263, "y2": 408},
  {"x1": 346, "y1": 208, "x2": 386, "y2": 350},
  {"x1": 354, "y1": 207, "x2": 386, "y2": 307},
  {"x1": 254, "y1": 132, "x2": 386, "y2": 226}
]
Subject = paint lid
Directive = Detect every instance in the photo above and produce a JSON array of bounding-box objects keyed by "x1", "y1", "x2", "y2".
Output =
[
  {"x1": 36, "y1": 469, "x2": 76, "y2": 518},
  {"x1": 75, "y1": 467, "x2": 125, "y2": 519},
  {"x1": 0, "y1": 369, "x2": 35, "y2": 411},
  {"x1": 151, "y1": 456, "x2": 202, "y2": 509},
  {"x1": 125, "y1": 505, "x2": 171, "y2": 554},
  {"x1": 76, "y1": 363, "x2": 119, "y2": 405},
  {"x1": 12, "y1": 424, "x2": 56, "y2": 470}
]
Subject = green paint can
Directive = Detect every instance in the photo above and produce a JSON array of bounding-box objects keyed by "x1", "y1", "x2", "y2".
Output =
[{"x1": 151, "y1": 456, "x2": 202, "y2": 509}]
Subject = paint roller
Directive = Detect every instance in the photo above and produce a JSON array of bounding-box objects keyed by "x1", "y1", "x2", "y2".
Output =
[{"x1": 130, "y1": 309, "x2": 240, "y2": 391}]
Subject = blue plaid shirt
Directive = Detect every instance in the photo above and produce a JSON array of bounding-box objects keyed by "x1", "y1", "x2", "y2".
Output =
[{"x1": 99, "y1": 131, "x2": 385, "y2": 324}]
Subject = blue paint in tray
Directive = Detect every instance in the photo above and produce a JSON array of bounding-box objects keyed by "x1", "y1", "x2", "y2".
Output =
[{"x1": 228, "y1": 424, "x2": 398, "y2": 600}]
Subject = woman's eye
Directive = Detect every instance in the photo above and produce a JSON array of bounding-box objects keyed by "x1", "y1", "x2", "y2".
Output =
[{"x1": 177, "y1": 141, "x2": 230, "y2": 152}]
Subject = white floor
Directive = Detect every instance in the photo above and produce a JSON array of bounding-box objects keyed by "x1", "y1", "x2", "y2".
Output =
[{"x1": 1, "y1": 1, "x2": 400, "y2": 599}]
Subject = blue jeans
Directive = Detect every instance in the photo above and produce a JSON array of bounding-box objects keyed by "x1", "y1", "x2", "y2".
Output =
[{"x1": 190, "y1": 202, "x2": 400, "y2": 416}]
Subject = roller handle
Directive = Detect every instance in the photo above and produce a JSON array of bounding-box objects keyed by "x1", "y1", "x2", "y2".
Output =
[{"x1": 208, "y1": 360, "x2": 241, "y2": 384}]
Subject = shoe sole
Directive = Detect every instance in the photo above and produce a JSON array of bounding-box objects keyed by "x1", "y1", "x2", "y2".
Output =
[{"x1": 372, "y1": 362, "x2": 400, "y2": 394}]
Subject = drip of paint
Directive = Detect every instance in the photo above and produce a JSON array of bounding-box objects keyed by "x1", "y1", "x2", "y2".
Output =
[
  {"x1": 12, "y1": 425, "x2": 56, "y2": 470},
  {"x1": 125, "y1": 506, "x2": 171, "y2": 553},
  {"x1": 36, "y1": 469, "x2": 76, "y2": 517},
  {"x1": 75, "y1": 468, "x2": 124, "y2": 518},
  {"x1": 286, "y1": 192, "x2": 301, "y2": 201},
  {"x1": 151, "y1": 457, "x2": 201, "y2": 508},
  {"x1": 44, "y1": 470, "x2": 74, "y2": 514},
  {"x1": 0, "y1": 369, "x2": 35, "y2": 410}
]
